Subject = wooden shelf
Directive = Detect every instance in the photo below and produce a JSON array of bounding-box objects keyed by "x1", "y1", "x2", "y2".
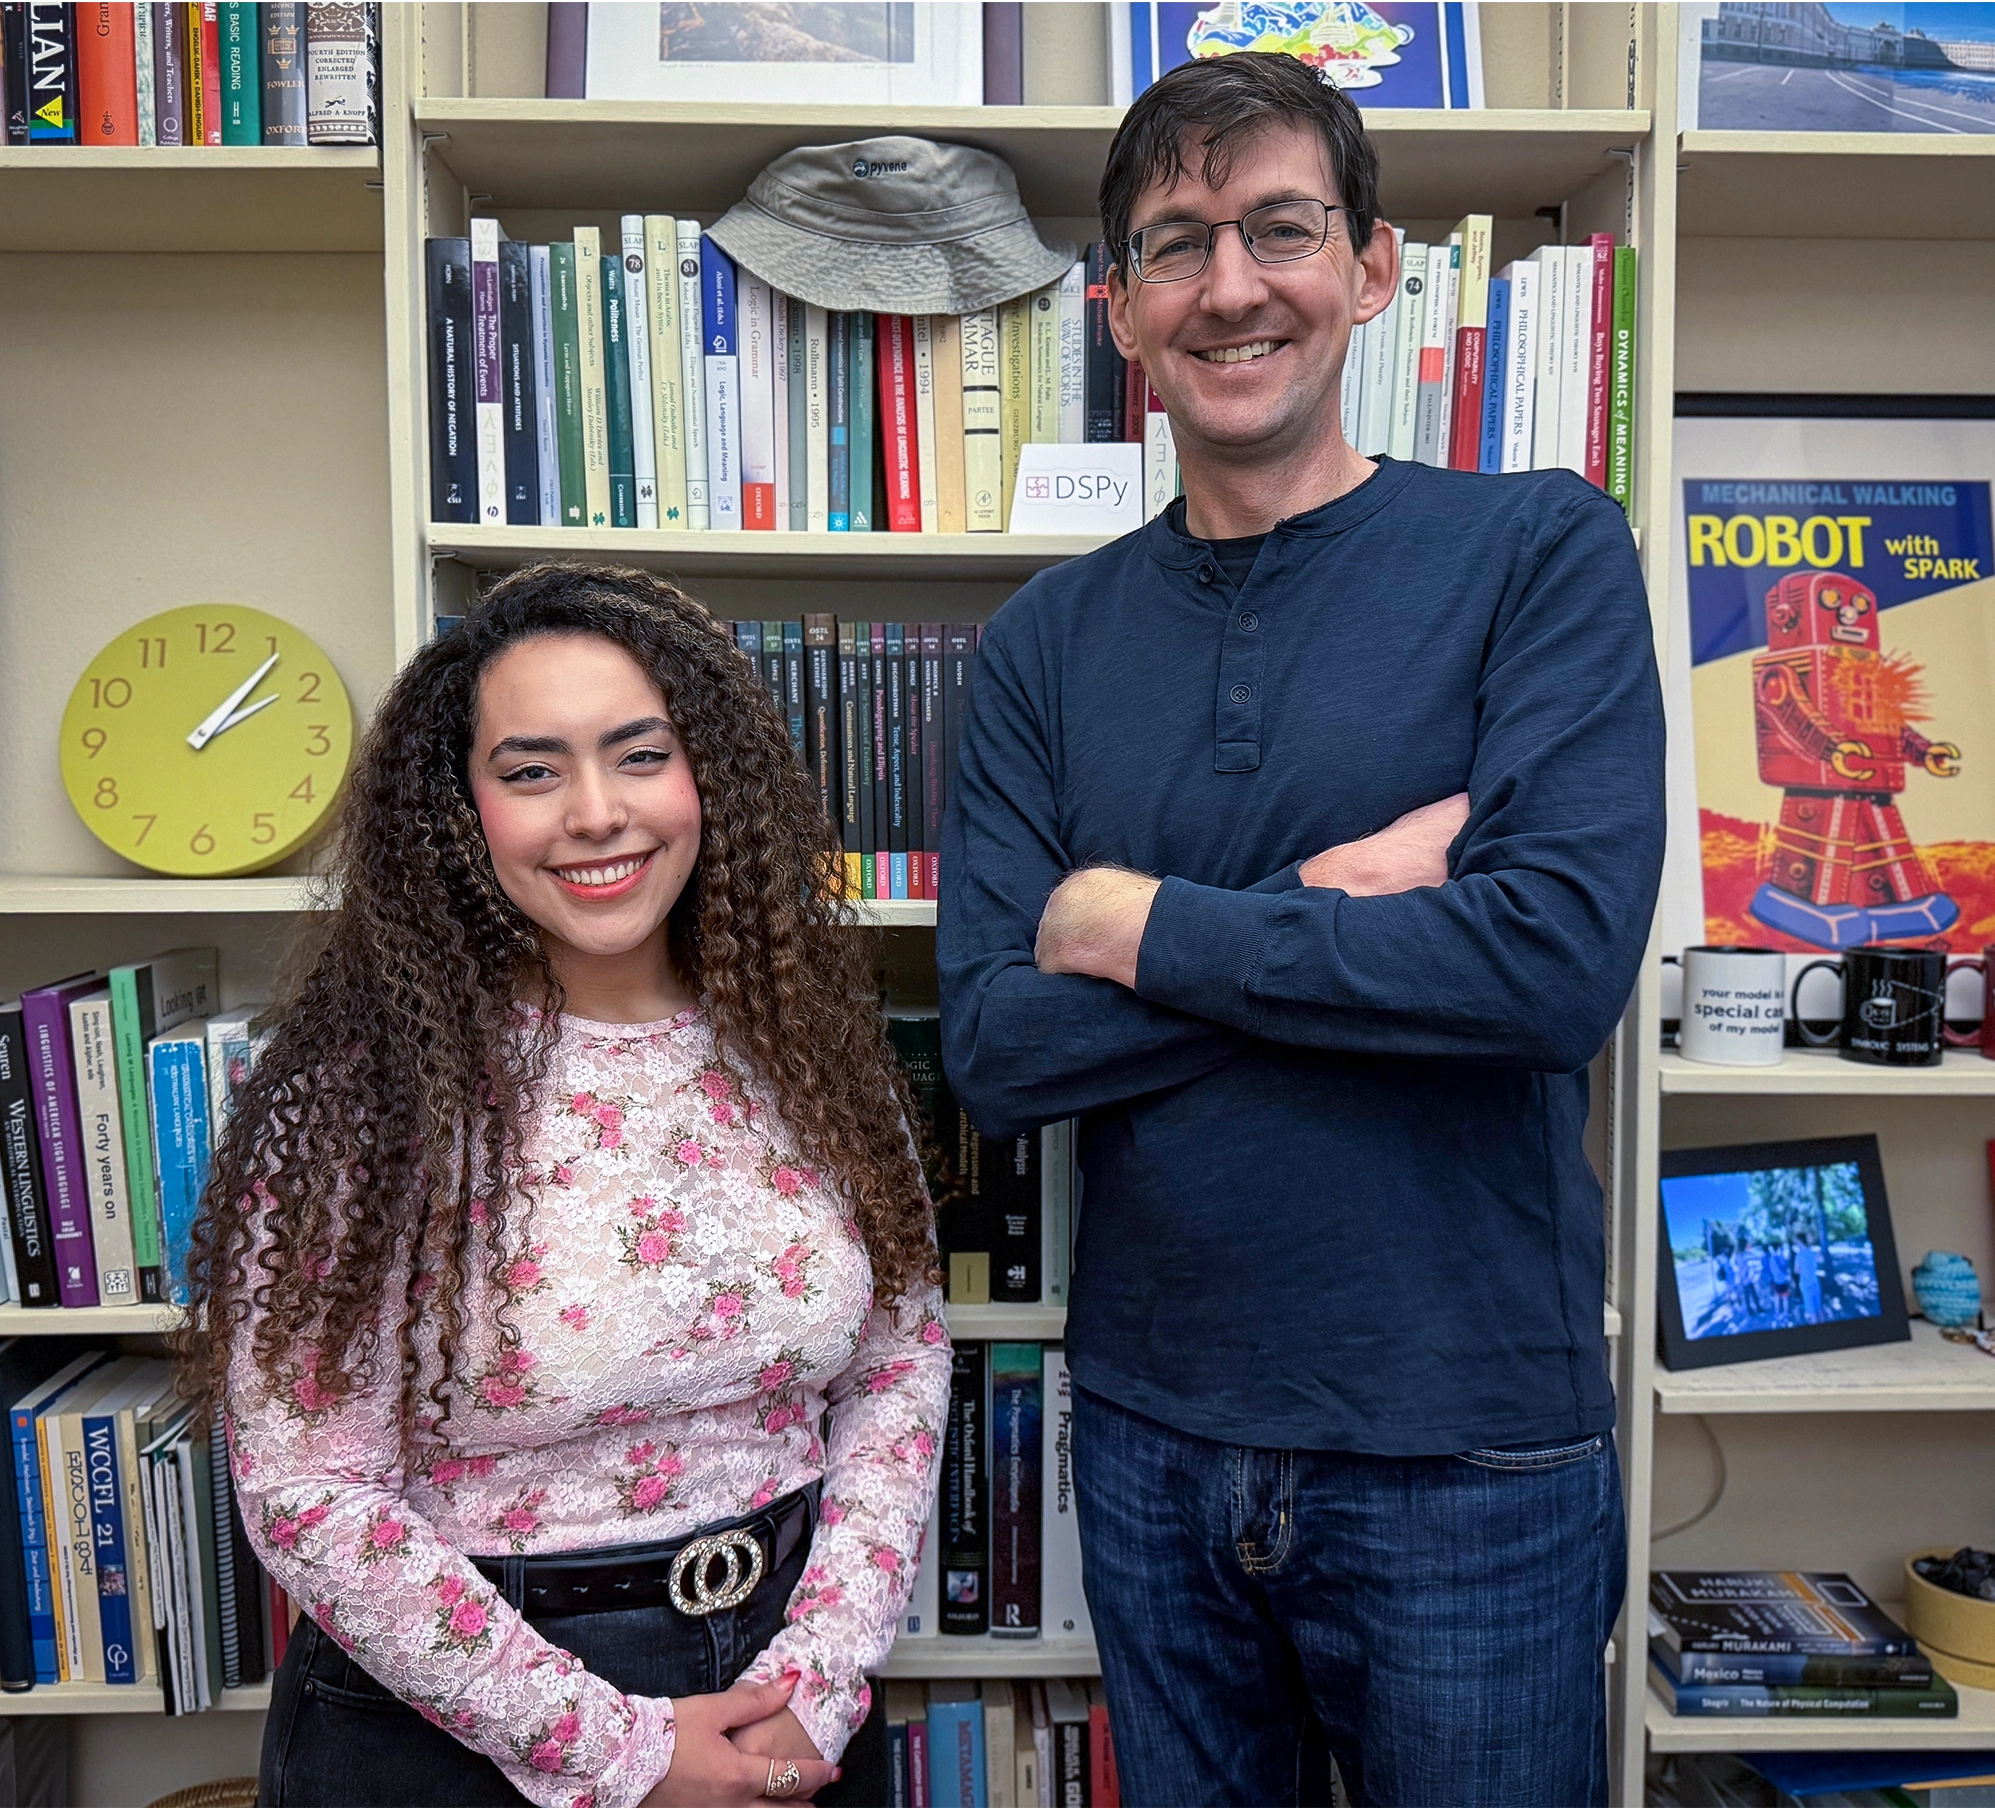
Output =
[
  {"x1": 1654, "y1": 1320, "x2": 1995, "y2": 1415},
  {"x1": 0, "y1": 1303, "x2": 179, "y2": 1335},
  {"x1": 1647, "y1": 1677, "x2": 1995, "y2": 1752},
  {"x1": 1677, "y1": 131, "x2": 1995, "y2": 239},
  {"x1": 417, "y1": 101, "x2": 1649, "y2": 224},
  {"x1": 878, "y1": 1635, "x2": 1097, "y2": 1680},
  {"x1": 1659, "y1": 1049, "x2": 1995, "y2": 1097},
  {"x1": 0, "y1": 147, "x2": 382, "y2": 253},
  {"x1": 0, "y1": 1679, "x2": 270, "y2": 1716},
  {"x1": 0, "y1": 875, "x2": 323, "y2": 914}
]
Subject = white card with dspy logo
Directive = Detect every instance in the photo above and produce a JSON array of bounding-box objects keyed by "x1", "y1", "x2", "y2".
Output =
[{"x1": 1008, "y1": 443, "x2": 1144, "y2": 535}]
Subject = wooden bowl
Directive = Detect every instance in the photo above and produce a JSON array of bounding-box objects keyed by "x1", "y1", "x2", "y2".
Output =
[{"x1": 1906, "y1": 1549, "x2": 1995, "y2": 1689}]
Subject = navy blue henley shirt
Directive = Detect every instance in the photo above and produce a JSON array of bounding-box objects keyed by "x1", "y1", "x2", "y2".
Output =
[{"x1": 936, "y1": 458, "x2": 1665, "y2": 1455}]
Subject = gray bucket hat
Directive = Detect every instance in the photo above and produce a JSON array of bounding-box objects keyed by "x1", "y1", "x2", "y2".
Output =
[{"x1": 707, "y1": 135, "x2": 1075, "y2": 317}]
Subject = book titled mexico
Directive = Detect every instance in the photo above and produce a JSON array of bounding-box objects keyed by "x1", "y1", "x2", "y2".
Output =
[
  {"x1": 21, "y1": 976, "x2": 102, "y2": 1308},
  {"x1": 1649, "y1": 1659, "x2": 1956, "y2": 1718},
  {"x1": 700, "y1": 233, "x2": 742, "y2": 532}
]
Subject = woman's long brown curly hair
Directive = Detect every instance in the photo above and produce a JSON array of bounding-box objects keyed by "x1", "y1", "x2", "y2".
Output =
[{"x1": 179, "y1": 564, "x2": 935, "y2": 1440}]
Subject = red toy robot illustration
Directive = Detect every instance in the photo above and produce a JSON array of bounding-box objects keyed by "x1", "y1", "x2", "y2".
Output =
[{"x1": 1749, "y1": 571, "x2": 1961, "y2": 949}]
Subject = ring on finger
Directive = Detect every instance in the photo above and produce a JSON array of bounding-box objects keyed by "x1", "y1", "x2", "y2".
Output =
[{"x1": 764, "y1": 1758, "x2": 803, "y2": 1799}]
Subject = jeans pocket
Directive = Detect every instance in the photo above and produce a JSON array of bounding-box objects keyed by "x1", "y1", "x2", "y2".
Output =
[
  {"x1": 300, "y1": 1673, "x2": 405, "y2": 1712},
  {"x1": 1455, "y1": 1433, "x2": 1606, "y2": 1472}
]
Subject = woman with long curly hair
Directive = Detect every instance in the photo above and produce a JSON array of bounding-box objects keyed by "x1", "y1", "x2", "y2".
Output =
[{"x1": 183, "y1": 565, "x2": 950, "y2": 1807}]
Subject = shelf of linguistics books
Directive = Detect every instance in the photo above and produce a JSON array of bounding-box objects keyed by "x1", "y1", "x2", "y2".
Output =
[
  {"x1": 1657, "y1": 1051, "x2": 1995, "y2": 1098},
  {"x1": 1647, "y1": 1680, "x2": 1995, "y2": 1753},
  {"x1": 412, "y1": 100, "x2": 1651, "y2": 224},
  {"x1": 0, "y1": 146, "x2": 383, "y2": 254},
  {"x1": 1653, "y1": 1321, "x2": 1995, "y2": 1416},
  {"x1": 0, "y1": 1680, "x2": 271, "y2": 1717},
  {"x1": 430, "y1": 527, "x2": 1111, "y2": 583},
  {"x1": 878, "y1": 1636, "x2": 1099, "y2": 1682},
  {"x1": 1675, "y1": 131, "x2": 1995, "y2": 239}
]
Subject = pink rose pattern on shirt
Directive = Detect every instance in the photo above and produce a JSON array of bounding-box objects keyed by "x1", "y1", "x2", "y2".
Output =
[{"x1": 228, "y1": 1010, "x2": 950, "y2": 1808}]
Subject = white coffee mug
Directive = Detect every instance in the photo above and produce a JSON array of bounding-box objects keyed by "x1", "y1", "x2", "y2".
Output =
[{"x1": 1667, "y1": 946, "x2": 1787, "y2": 1067}]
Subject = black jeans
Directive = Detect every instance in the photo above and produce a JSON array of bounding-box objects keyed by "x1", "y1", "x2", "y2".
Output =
[{"x1": 260, "y1": 1500, "x2": 888, "y2": 1807}]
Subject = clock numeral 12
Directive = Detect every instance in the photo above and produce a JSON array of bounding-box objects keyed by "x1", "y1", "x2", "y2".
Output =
[{"x1": 196, "y1": 621, "x2": 237, "y2": 654}]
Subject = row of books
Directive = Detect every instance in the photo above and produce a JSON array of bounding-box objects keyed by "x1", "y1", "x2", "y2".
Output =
[
  {"x1": 885, "y1": 1678, "x2": 1117, "y2": 1808},
  {"x1": 0, "y1": 950, "x2": 260, "y2": 1311},
  {"x1": 0, "y1": 3, "x2": 377, "y2": 147},
  {"x1": 1649, "y1": 1570, "x2": 1957, "y2": 1718},
  {"x1": 0, "y1": 1342, "x2": 283, "y2": 1704},
  {"x1": 1340, "y1": 218, "x2": 1637, "y2": 506},
  {"x1": 427, "y1": 225, "x2": 1177, "y2": 535}
]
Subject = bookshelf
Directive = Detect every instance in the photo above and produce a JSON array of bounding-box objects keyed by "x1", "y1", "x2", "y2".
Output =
[{"x1": 4, "y1": 3, "x2": 1978, "y2": 1803}]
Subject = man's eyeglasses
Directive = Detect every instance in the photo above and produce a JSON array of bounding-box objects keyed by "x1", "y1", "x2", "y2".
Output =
[{"x1": 1121, "y1": 199, "x2": 1358, "y2": 285}]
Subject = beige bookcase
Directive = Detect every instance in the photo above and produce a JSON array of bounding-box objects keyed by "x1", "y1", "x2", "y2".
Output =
[{"x1": 0, "y1": 5, "x2": 1990, "y2": 1802}]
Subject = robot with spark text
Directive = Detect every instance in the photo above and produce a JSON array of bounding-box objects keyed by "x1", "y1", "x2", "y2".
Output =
[{"x1": 1748, "y1": 570, "x2": 1961, "y2": 950}]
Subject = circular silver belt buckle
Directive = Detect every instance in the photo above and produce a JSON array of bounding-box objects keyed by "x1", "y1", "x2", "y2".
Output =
[{"x1": 668, "y1": 1529, "x2": 767, "y2": 1616}]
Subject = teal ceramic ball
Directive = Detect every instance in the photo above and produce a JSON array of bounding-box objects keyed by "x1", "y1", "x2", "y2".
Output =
[{"x1": 1914, "y1": 1251, "x2": 1982, "y2": 1329}]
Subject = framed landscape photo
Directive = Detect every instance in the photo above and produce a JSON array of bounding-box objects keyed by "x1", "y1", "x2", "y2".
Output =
[
  {"x1": 584, "y1": 2, "x2": 984, "y2": 105},
  {"x1": 1657, "y1": 1135, "x2": 1909, "y2": 1371}
]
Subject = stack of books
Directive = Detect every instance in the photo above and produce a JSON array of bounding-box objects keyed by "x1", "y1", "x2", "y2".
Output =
[
  {"x1": 427, "y1": 223, "x2": 1177, "y2": 536},
  {"x1": 0, "y1": 949, "x2": 266, "y2": 1311},
  {"x1": 0, "y1": 1341, "x2": 281, "y2": 1706},
  {"x1": 1649, "y1": 1570, "x2": 1958, "y2": 1718},
  {"x1": 885, "y1": 1677, "x2": 1116, "y2": 1808},
  {"x1": 0, "y1": 3, "x2": 379, "y2": 148}
]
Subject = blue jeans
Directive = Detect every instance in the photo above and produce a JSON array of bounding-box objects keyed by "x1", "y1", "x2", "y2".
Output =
[{"x1": 1071, "y1": 1386, "x2": 1624, "y2": 1808}]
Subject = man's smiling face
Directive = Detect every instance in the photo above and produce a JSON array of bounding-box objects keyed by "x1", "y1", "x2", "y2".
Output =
[{"x1": 1107, "y1": 119, "x2": 1397, "y2": 468}]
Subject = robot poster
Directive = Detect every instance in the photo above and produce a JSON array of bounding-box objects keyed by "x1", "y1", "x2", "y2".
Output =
[{"x1": 1664, "y1": 414, "x2": 1995, "y2": 963}]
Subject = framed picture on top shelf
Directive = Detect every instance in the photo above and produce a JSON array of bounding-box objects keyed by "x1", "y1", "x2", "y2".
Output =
[
  {"x1": 1657, "y1": 1135, "x2": 1909, "y2": 1371},
  {"x1": 580, "y1": 2, "x2": 983, "y2": 105}
]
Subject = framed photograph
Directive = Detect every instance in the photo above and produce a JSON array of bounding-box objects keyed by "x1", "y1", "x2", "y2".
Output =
[
  {"x1": 584, "y1": 2, "x2": 983, "y2": 106},
  {"x1": 1657, "y1": 1135, "x2": 1909, "y2": 1372}
]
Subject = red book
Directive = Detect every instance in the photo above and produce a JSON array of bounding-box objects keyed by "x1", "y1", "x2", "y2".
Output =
[
  {"x1": 266, "y1": 1577, "x2": 291, "y2": 1668},
  {"x1": 76, "y1": 2, "x2": 138, "y2": 143},
  {"x1": 906, "y1": 1716, "x2": 930, "y2": 1808},
  {"x1": 1446, "y1": 215, "x2": 1492, "y2": 470},
  {"x1": 1122, "y1": 356, "x2": 1145, "y2": 442},
  {"x1": 191, "y1": 2, "x2": 221, "y2": 144},
  {"x1": 1583, "y1": 232, "x2": 1615, "y2": 490},
  {"x1": 877, "y1": 314, "x2": 923, "y2": 533},
  {"x1": 1089, "y1": 1684, "x2": 1120, "y2": 1805}
]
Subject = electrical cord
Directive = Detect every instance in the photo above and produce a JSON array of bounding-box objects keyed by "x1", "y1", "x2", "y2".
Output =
[{"x1": 1652, "y1": 1415, "x2": 1728, "y2": 1540}]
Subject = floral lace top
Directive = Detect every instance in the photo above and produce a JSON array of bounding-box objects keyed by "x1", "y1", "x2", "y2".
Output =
[{"x1": 227, "y1": 1009, "x2": 951, "y2": 1808}]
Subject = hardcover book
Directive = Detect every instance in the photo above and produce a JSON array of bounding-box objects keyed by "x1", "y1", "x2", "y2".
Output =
[
  {"x1": 573, "y1": 227, "x2": 613, "y2": 529},
  {"x1": 425, "y1": 238, "x2": 477, "y2": 525},
  {"x1": 498, "y1": 238, "x2": 541, "y2": 526},
  {"x1": 68, "y1": 992, "x2": 139, "y2": 1308},
  {"x1": 988, "y1": 1343, "x2": 1041, "y2": 1638},
  {"x1": 1, "y1": 1344, "x2": 101, "y2": 1687},
  {"x1": 303, "y1": 0, "x2": 375, "y2": 144},
  {"x1": 1651, "y1": 1572, "x2": 1920, "y2": 1656},
  {"x1": 471, "y1": 219, "x2": 507, "y2": 528},
  {"x1": 21, "y1": 977, "x2": 102, "y2": 1309},
  {"x1": 258, "y1": 0, "x2": 304, "y2": 143},
  {"x1": 25, "y1": 1, "x2": 76, "y2": 142},
  {"x1": 218, "y1": 0, "x2": 256, "y2": 140},
  {"x1": 642, "y1": 215, "x2": 688, "y2": 529},
  {"x1": 548, "y1": 240, "x2": 587, "y2": 527},
  {"x1": 940, "y1": 1343, "x2": 989, "y2": 1635},
  {"x1": 620, "y1": 216, "x2": 659, "y2": 529},
  {"x1": 1650, "y1": 1658, "x2": 1957, "y2": 1718},
  {"x1": 700, "y1": 232, "x2": 741, "y2": 532},
  {"x1": 76, "y1": 1, "x2": 137, "y2": 143},
  {"x1": 674, "y1": 220, "x2": 710, "y2": 530},
  {"x1": 960, "y1": 309, "x2": 1003, "y2": 532},
  {"x1": 0, "y1": 1004, "x2": 60, "y2": 1307},
  {"x1": 601, "y1": 242, "x2": 637, "y2": 528}
]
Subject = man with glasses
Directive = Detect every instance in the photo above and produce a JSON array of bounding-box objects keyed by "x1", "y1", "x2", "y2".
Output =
[{"x1": 937, "y1": 51, "x2": 1662, "y2": 1808}]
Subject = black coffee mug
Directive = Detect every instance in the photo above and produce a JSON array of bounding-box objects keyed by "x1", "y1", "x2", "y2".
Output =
[{"x1": 1792, "y1": 944, "x2": 1946, "y2": 1066}]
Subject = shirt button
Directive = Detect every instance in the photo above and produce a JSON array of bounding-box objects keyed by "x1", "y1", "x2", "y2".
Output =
[
  {"x1": 1230, "y1": 684, "x2": 1251, "y2": 704},
  {"x1": 1239, "y1": 612, "x2": 1259, "y2": 632},
  {"x1": 1198, "y1": 565, "x2": 1215, "y2": 584}
]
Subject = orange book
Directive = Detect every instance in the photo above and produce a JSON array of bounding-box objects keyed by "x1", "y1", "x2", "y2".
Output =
[
  {"x1": 76, "y1": 2, "x2": 138, "y2": 144},
  {"x1": 186, "y1": 3, "x2": 221, "y2": 144}
]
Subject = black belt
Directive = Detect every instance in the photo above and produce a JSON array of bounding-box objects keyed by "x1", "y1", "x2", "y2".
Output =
[{"x1": 471, "y1": 1486, "x2": 816, "y2": 1620}]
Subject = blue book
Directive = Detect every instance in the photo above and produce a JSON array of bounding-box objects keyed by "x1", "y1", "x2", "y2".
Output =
[
  {"x1": 83, "y1": 1392, "x2": 139, "y2": 1683},
  {"x1": 1479, "y1": 276, "x2": 1510, "y2": 475},
  {"x1": 10, "y1": 1353, "x2": 107, "y2": 1683},
  {"x1": 700, "y1": 234, "x2": 742, "y2": 532},
  {"x1": 925, "y1": 1689, "x2": 987, "y2": 1808},
  {"x1": 148, "y1": 1030, "x2": 212, "y2": 1307},
  {"x1": 849, "y1": 312, "x2": 875, "y2": 532},
  {"x1": 827, "y1": 314, "x2": 851, "y2": 531}
]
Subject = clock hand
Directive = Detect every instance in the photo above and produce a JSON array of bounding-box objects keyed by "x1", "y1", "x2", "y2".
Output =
[
  {"x1": 215, "y1": 692, "x2": 281, "y2": 735},
  {"x1": 186, "y1": 652, "x2": 281, "y2": 751}
]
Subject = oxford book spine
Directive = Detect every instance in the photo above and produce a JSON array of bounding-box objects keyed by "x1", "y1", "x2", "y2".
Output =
[
  {"x1": 257, "y1": 0, "x2": 302, "y2": 143},
  {"x1": 940, "y1": 1343, "x2": 989, "y2": 1636},
  {"x1": 424, "y1": 237, "x2": 476, "y2": 525}
]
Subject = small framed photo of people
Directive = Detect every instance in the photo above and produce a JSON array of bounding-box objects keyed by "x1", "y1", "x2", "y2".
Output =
[{"x1": 1657, "y1": 1135, "x2": 1909, "y2": 1371}]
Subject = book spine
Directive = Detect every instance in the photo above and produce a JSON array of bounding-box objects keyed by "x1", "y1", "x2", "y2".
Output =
[
  {"x1": 849, "y1": 312, "x2": 875, "y2": 532},
  {"x1": 827, "y1": 314, "x2": 850, "y2": 531},
  {"x1": 1041, "y1": 1121, "x2": 1072, "y2": 1309},
  {"x1": 758, "y1": 622, "x2": 784, "y2": 735},
  {"x1": 424, "y1": 237, "x2": 476, "y2": 525},
  {"x1": 1028, "y1": 282, "x2": 1060, "y2": 444},
  {"x1": 57, "y1": 1407, "x2": 104, "y2": 1681},
  {"x1": 304, "y1": 0, "x2": 374, "y2": 145},
  {"x1": 1041, "y1": 1348, "x2": 1091, "y2": 1640},
  {"x1": 1447, "y1": 215, "x2": 1492, "y2": 469},
  {"x1": 1083, "y1": 242, "x2": 1122, "y2": 443},
  {"x1": 23, "y1": 990, "x2": 99, "y2": 1308},
  {"x1": 1089, "y1": 1699, "x2": 1117, "y2": 1806},
  {"x1": 888, "y1": 1721, "x2": 910, "y2": 1808},
  {"x1": 869, "y1": 623, "x2": 890, "y2": 895},
  {"x1": 41, "y1": 1413, "x2": 77, "y2": 1679},
  {"x1": 1143, "y1": 380, "x2": 1173, "y2": 520},
  {"x1": 543, "y1": 0, "x2": 583, "y2": 96},
  {"x1": 573, "y1": 227, "x2": 613, "y2": 529},
  {"x1": 0, "y1": 1011, "x2": 59, "y2": 1307},
  {"x1": 1501, "y1": 259, "x2": 1537, "y2": 474},
  {"x1": 904, "y1": 620, "x2": 925, "y2": 900},
  {"x1": 498, "y1": 238, "x2": 540, "y2": 526},
  {"x1": 208, "y1": 1409, "x2": 239, "y2": 1688},
  {"x1": 3, "y1": 6, "x2": 29, "y2": 143},
  {"x1": 257, "y1": 0, "x2": 301, "y2": 142},
  {"x1": 620, "y1": 217, "x2": 658, "y2": 529},
  {"x1": 771, "y1": 286, "x2": 790, "y2": 529},
  {"x1": 674, "y1": 221, "x2": 710, "y2": 529},
  {"x1": 601, "y1": 242, "x2": 637, "y2": 528},
  {"x1": 192, "y1": 2, "x2": 219, "y2": 143},
  {"x1": 156, "y1": 1046, "x2": 210, "y2": 1306},
  {"x1": 837, "y1": 621, "x2": 862, "y2": 896},
  {"x1": 961, "y1": 309, "x2": 1003, "y2": 532},
  {"x1": 118, "y1": 1406, "x2": 159, "y2": 1686},
  {"x1": 224, "y1": 1444, "x2": 264, "y2": 1685},
  {"x1": 25, "y1": 1, "x2": 76, "y2": 140},
  {"x1": 1434, "y1": 237, "x2": 1461, "y2": 459},
  {"x1": 1057, "y1": 1719, "x2": 1087, "y2": 1808},
  {"x1": 76, "y1": 1, "x2": 136, "y2": 143},
  {"x1": 1583, "y1": 233, "x2": 1615, "y2": 490},
  {"x1": 1478, "y1": 275, "x2": 1509, "y2": 476},
  {"x1": 880, "y1": 316, "x2": 921, "y2": 533},
  {"x1": 989, "y1": 1343, "x2": 1042, "y2": 1637},
  {"x1": 912, "y1": 315, "x2": 940, "y2": 534},
  {"x1": 0, "y1": 1134, "x2": 18, "y2": 1304},
  {"x1": 1666, "y1": 1645, "x2": 1936, "y2": 1688},
  {"x1": 548, "y1": 240, "x2": 586, "y2": 527},
  {"x1": 920, "y1": 623, "x2": 943, "y2": 897},
  {"x1": 151, "y1": 1, "x2": 183, "y2": 143},
  {"x1": 71, "y1": 997, "x2": 137, "y2": 1306},
  {"x1": 643, "y1": 217, "x2": 687, "y2": 530},
  {"x1": 931, "y1": 315, "x2": 967, "y2": 534},
  {"x1": 1557, "y1": 243, "x2": 1589, "y2": 475},
  {"x1": 942, "y1": 624, "x2": 973, "y2": 839},
  {"x1": 187, "y1": 1430, "x2": 224, "y2": 1706},
  {"x1": 12, "y1": 1402, "x2": 58, "y2": 1680},
  {"x1": 132, "y1": 0, "x2": 154, "y2": 143},
  {"x1": 998, "y1": 294, "x2": 1030, "y2": 524},
  {"x1": 853, "y1": 622, "x2": 876, "y2": 899},
  {"x1": 739, "y1": 272, "x2": 777, "y2": 530},
  {"x1": 803, "y1": 615, "x2": 839, "y2": 828},
  {"x1": 804, "y1": 303, "x2": 830, "y2": 532},
  {"x1": 83, "y1": 1412, "x2": 136, "y2": 1683},
  {"x1": 1607, "y1": 243, "x2": 1636, "y2": 508},
  {"x1": 781, "y1": 620, "x2": 805, "y2": 762},
  {"x1": 470, "y1": 218, "x2": 506, "y2": 528},
  {"x1": 217, "y1": 0, "x2": 254, "y2": 140},
  {"x1": 701, "y1": 233, "x2": 741, "y2": 532},
  {"x1": 1121, "y1": 355, "x2": 1143, "y2": 447},
  {"x1": 909, "y1": 1720, "x2": 931, "y2": 1808},
  {"x1": 1412, "y1": 244, "x2": 1447, "y2": 467},
  {"x1": 941, "y1": 1343, "x2": 989, "y2": 1634},
  {"x1": 1055, "y1": 261, "x2": 1085, "y2": 444},
  {"x1": 1385, "y1": 243, "x2": 1423, "y2": 461},
  {"x1": 786, "y1": 296, "x2": 809, "y2": 530}
]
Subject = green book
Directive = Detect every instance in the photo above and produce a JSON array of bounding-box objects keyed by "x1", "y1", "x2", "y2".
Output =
[
  {"x1": 219, "y1": 3, "x2": 261, "y2": 144},
  {"x1": 1607, "y1": 244, "x2": 1637, "y2": 511},
  {"x1": 849, "y1": 312, "x2": 875, "y2": 532},
  {"x1": 602, "y1": 250, "x2": 637, "y2": 529},
  {"x1": 550, "y1": 242, "x2": 587, "y2": 528}
]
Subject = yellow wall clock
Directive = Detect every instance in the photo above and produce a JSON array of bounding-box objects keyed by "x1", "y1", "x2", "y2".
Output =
[{"x1": 60, "y1": 605, "x2": 355, "y2": 878}]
